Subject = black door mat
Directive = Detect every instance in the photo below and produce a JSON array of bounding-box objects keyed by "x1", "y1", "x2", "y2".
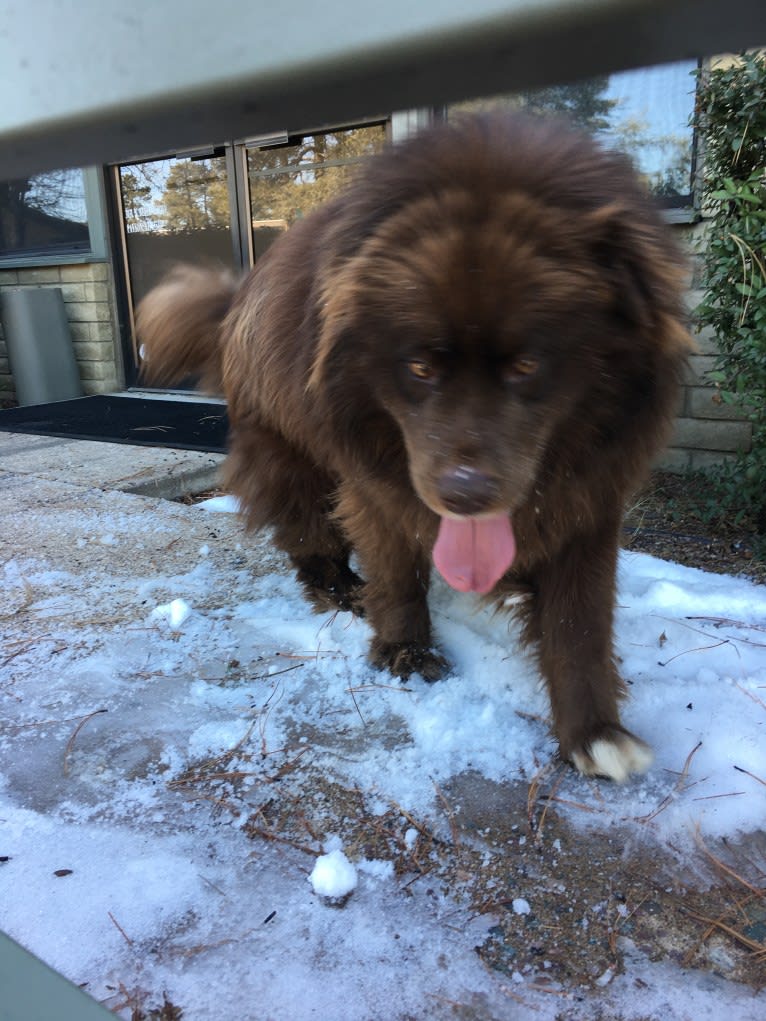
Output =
[{"x1": 0, "y1": 395, "x2": 229, "y2": 453}]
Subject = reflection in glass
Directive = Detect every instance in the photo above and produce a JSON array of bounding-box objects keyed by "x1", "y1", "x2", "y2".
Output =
[
  {"x1": 118, "y1": 155, "x2": 233, "y2": 307},
  {"x1": 0, "y1": 169, "x2": 89, "y2": 259},
  {"x1": 449, "y1": 60, "x2": 697, "y2": 206},
  {"x1": 247, "y1": 124, "x2": 387, "y2": 259},
  {"x1": 601, "y1": 62, "x2": 696, "y2": 204}
]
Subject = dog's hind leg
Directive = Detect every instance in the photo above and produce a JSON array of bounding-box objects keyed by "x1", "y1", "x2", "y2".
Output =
[
  {"x1": 224, "y1": 425, "x2": 364, "y2": 615},
  {"x1": 291, "y1": 551, "x2": 365, "y2": 616}
]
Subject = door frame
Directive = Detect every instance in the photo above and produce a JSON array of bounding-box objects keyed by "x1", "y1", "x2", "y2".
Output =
[{"x1": 108, "y1": 143, "x2": 248, "y2": 389}]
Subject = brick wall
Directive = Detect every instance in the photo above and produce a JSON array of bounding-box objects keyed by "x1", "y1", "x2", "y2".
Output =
[{"x1": 0, "y1": 261, "x2": 122, "y2": 404}]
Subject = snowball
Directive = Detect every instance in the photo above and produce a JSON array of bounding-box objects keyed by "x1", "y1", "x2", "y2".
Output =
[
  {"x1": 196, "y1": 495, "x2": 241, "y2": 514},
  {"x1": 512, "y1": 898, "x2": 531, "y2": 915},
  {"x1": 153, "y1": 598, "x2": 192, "y2": 628},
  {"x1": 309, "y1": 849, "x2": 358, "y2": 903}
]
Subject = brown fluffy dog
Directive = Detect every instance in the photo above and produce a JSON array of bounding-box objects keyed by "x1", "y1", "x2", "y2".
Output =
[{"x1": 138, "y1": 113, "x2": 691, "y2": 781}]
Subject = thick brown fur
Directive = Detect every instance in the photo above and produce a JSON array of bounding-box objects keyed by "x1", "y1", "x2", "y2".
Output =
[
  {"x1": 137, "y1": 113, "x2": 692, "y2": 778},
  {"x1": 136, "y1": 265, "x2": 238, "y2": 393}
]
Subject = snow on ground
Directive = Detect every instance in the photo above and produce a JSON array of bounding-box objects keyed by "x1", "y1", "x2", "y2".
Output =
[{"x1": 1, "y1": 488, "x2": 765, "y2": 1019}]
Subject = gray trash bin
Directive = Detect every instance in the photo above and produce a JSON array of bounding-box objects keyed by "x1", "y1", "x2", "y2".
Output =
[{"x1": 1, "y1": 286, "x2": 84, "y2": 406}]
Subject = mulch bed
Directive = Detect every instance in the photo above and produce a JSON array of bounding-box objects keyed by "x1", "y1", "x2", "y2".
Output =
[{"x1": 623, "y1": 471, "x2": 766, "y2": 586}]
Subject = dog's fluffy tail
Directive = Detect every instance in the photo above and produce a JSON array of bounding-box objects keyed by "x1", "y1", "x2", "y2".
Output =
[{"x1": 136, "y1": 265, "x2": 238, "y2": 393}]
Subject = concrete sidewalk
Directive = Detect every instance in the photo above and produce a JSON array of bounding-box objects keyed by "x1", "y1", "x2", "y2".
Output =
[
  {"x1": 0, "y1": 430, "x2": 225, "y2": 501},
  {"x1": 0, "y1": 429, "x2": 257, "y2": 613},
  {"x1": 0, "y1": 427, "x2": 284, "y2": 591},
  {"x1": 0, "y1": 429, "x2": 285, "y2": 1021}
]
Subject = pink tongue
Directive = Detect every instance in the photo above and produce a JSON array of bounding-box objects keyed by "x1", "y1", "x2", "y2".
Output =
[{"x1": 433, "y1": 514, "x2": 516, "y2": 594}]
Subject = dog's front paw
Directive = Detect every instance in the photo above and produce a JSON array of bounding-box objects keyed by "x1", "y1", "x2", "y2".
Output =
[
  {"x1": 570, "y1": 726, "x2": 653, "y2": 783},
  {"x1": 370, "y1": 640, "x2": 449, "y2": 682}
]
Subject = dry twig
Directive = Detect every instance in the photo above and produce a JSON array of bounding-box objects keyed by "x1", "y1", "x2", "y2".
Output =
[
  {"x1": 531, "y1": 763, "x2": 567, "y2": 841},
  {"x1": 432, "y1": 779, "x2": 461, "y2": 853},
  {"x1": 683, "y1": 906, "x2": 766, "y2": 960},
  {"x1": 694, "y1": 829, "x2": 765, "y2": 899},
  {"x1": 62, "y1": 708, "x2": 108, "y2": 776},
  {"x1": 734, "y1": 682, "x2": 766, "y2": 712},
  {"x1": 734, "y1": 764, "x2": 766, "y2": 788},
  {"x1": 632, "y1": 741, "x2": 702, "y2": 824},
  {"x1": 108, "y1": 910, "x2": 134, "y2": 947}
]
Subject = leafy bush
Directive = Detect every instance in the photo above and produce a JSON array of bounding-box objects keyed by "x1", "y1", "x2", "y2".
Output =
[{"x1": 694, "y1": 52, "x2": 766, "y2": 531}]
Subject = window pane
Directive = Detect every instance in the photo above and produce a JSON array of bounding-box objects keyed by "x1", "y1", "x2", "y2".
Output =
[
  {"x1": 0, "y1": 169, "x2": 90, "y2": 258},
  {"x1": 247, "y1": 124, "x2": 387, "y2": 259},
  {"x1": 449, "y1": 60, "x2": 697, "y2": 206},
  {"x1": 602, "y1": 61, "x2": 696, "y2": 204},
  {"x1": 119, "y1": 155, "x2": 233, "y2": 307}
]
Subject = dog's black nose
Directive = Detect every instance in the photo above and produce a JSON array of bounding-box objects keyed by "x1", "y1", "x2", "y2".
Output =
[{"x1": 437, "y1": 466, "x2": 500, "y2": 515}]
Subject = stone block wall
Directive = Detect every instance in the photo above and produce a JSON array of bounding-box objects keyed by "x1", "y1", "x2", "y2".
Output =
[
  {"x1": 0, "y1": 261, "x2": 122, "y2": 404},
  {"x1": 657, "y1": 222, "x2": 753, "y2": 470},
  {"x1": 663, "y1": 301, "x2": 752, "y2": 469}
]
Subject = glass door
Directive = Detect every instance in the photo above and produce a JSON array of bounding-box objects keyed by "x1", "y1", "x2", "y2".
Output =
[
  {"x1": 245, "y1": 123, "x2": 388, "y2": 260},
  {"x1": 114, "y1": 148, "x2": 238, "y2": 386}
]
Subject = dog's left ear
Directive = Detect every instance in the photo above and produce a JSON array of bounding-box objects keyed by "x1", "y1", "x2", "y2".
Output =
[
  {"x1": 307, "y1": 261, "x2": 365, "y2": 391},
  {"x1": 585, "y1": 202, "x2": 692, "y2": 356}
]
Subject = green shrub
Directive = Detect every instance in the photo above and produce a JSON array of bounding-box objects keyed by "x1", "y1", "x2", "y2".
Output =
[{"x1": 694, "y1": 52, "x2": 766, "y2": 532}]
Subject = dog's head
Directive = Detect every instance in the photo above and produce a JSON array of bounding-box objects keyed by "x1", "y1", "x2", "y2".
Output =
[{"x1": 309, "y1": 116, "x2": 691, "y2": 589}]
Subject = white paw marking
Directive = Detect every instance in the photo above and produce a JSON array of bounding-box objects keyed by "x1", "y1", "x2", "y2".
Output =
[{"x1": 572, "y1": 734, "x2": 653, "y2": 783}]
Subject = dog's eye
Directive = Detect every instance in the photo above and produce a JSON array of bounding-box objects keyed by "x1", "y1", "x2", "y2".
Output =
[
  {"x1": 505, "y1": 355, "x2": 540, "y2": 382},
  {"x1": 407, "y1": 359, "x2": 437, "y2": 382}
]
